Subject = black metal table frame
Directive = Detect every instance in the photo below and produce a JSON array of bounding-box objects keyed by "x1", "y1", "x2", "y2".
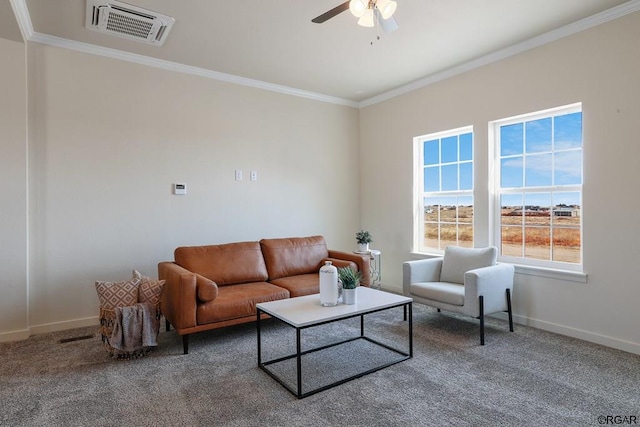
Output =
[{"x1": 257, "y1": 301, "x2": 412, "y2": 399}]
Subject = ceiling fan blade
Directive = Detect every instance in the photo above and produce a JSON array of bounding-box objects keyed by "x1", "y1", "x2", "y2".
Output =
[
  {"x1": 311, "y1": 1, "x2": 350, "y2": 24},
  {"x1": 376, "y1": 9, "x2": 399, "y2": 33}
]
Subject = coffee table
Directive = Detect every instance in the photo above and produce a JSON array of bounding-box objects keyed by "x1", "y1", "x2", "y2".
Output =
[{"x1": 256, "y1": 287, "x2": 412, "y2": 398}]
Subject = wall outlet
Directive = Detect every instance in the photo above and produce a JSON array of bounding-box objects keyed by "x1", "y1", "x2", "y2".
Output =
[
  {"x1": 250, "y1": 171, "x2": 257, "y2": 181},
  {"x1": 235, "y1": 170, "x2": 242, "y2": 181}
]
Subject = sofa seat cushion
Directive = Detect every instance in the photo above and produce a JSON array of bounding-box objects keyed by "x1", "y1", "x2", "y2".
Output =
[
  {"x1": 270, "y1": 274, "x2": 321, "y2": 298},
  {"x1": 196, "y1": 282, "x2": 289, "y2": 325},
  {"x1": 175, "y1": 241, "x2": 268, "y2": 286},
  {"x1": 260, "y1": 236, "x2": 329, "y2": 280},
  {"x1": 409, "y1": 282, "x2": 465, "y2": 306}
]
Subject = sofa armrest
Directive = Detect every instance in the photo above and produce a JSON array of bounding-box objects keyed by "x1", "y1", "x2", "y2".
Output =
[
  {"x1": 158, "y1": 262, "x2": 199, "y2": 332},
  {"x1": 463, "y1": 263, "x2": 515, "y2": 315},
  {"x1": 328, "y1": 250, "x2": 371, "y2": 287},
  {"x1": 402, "y1": 258, "x2": 443, "y2": 296}
]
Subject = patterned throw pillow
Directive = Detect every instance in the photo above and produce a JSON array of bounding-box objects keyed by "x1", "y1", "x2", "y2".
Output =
[
  {"x1": 95, "y1": 278, "x2": 140, "y2": 309},
  {"x1": 133, "y1": 270, "x2": 165, "y2": 306}
]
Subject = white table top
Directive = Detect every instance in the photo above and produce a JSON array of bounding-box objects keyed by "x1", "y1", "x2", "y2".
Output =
[{"x1": 256, "y1": 287, "x2": 412, "y2": 328}]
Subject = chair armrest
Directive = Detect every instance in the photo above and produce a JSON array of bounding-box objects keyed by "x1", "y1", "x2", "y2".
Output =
[
  {"x1": 328, "y1": 250, "x2": 371, "y2": 287},
  {"x1": 464, "y1": 263, "x2": 515, "y2": 314},
  {"x1": 402, "y1": 258, "x2": 443, "y2": 295},
  {"x1": 158, "y1": 262, "x2": 199, "y2": 331}
]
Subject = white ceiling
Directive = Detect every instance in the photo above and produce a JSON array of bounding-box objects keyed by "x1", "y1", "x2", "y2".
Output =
[{"x1": 6, "y1": 0, "x2": 639, "y2": 105}]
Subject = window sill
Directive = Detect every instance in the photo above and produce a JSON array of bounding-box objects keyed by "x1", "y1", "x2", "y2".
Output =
[
  {"x1": 409, "y1": 251, "x2": 442, "y2": 259},
  {"x1": 513, "y1": 264, "x2": 587, "y2": 283}
]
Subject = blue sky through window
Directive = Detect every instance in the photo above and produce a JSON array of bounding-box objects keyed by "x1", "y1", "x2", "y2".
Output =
[
  {"x1": 423, "y1": 132, "x2": 473, "y2": 192},
  {"x1": 500, "y1": 111, "x2": 582, "y2": 192},
  {"x1": 525, "y1": 118, "x2": 552, "y2": 153},
  {"x1": 424, "y1": 140, "x2": 439, "y2": 165},
  {"x1": 441, "y1": 136, "x2": 457, "y2": 163},
  {"x1": 460, "y1": 133, "x2": 472, "y2": 161},
  {"x1": 500, "y1": 123, "x2": 523, "y2": 156}
]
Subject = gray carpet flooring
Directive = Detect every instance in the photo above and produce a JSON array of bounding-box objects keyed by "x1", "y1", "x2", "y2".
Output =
[{"x1": 1, "y1": 302, "x2": 639, "y2": 427}]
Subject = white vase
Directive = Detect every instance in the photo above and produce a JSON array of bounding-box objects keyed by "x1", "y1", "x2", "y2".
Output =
[
  {"x1": 342, "y1": 287, "x2": 357, "y2": 305},
  {"x1": 357, "y1": 243, "x2": 369, "y2": 253},
  {"x1": 319, "y1": 261, "x2": 338, "y2": 306}
]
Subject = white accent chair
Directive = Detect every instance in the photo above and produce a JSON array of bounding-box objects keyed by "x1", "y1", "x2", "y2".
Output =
[{"x1": 403, "y1": 246, "x2": 514, "y2": 345}]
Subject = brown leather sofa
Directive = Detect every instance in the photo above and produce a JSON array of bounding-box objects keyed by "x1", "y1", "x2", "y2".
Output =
[{"x1": 158, "y1": 235, "x2": 370, "y2": 354}]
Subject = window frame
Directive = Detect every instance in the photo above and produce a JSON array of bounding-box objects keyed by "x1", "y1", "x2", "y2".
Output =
[
  {"x1": 490, "y1": 103, "x2": 583, "y2": 272},
  {"x1": 413, "y1": 125, "x2": 474, "y2": 254}
]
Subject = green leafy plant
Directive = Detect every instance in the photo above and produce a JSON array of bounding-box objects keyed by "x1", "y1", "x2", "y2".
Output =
[
  {"x1": 338, "y1": 267, "x2": 362, "y2": 289},
  {"x1": 355, "y1": 230, "x2": 373, "y2": 245}
]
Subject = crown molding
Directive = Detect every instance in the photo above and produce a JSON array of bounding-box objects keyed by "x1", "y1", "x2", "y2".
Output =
[
  {"x1": 359, "y1": 0, "x2": 640, "y2": 108},
  {"x1": 9, "y1": 0, "x2": 33, "y2": 42}
]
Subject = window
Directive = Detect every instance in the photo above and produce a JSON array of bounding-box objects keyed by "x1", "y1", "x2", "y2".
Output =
[
  {"x1": 493, "y1": 103, "x2": 582, "y2": 269},
  {"x1": 414, "y1": 126, "x2": 473, "y2": 252}
]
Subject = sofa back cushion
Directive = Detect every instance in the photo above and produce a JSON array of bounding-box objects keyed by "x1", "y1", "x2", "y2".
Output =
[
  {"x1": 260, "y1": 236, "x2": 329, "y2": 280},
  {"x1": 174, "y1": 241, "x2": 268, "y2": 286}
]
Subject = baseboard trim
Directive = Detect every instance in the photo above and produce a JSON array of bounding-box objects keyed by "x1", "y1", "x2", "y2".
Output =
[
  {"x1": 0, "y1": 328, "x2": 31, "y2": 343},
  {"x1": 0, "y1": 316, "x2": 100, "y2": 343},
  {"x1": 30, "y1": 316, "x2": 100, "y2": 335},
  {"x1": 491, "y1": 312, "x2": 640, "y2": 355}
]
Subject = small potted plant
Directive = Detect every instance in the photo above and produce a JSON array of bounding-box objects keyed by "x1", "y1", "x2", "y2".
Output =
[
  {"x1": 355, "y1": 230, "x2": 373, "y2": 253},
  {"x1": 338, "y1": 267, "x2": 362, "y2": 305}
]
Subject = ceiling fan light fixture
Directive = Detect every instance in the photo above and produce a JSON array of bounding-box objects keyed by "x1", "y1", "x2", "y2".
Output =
[
  {"x1": 311, "y1": 0, "x2": 399, "y2": 31},
  {"x1": 357, "y1": 8, "x2": 375, "y2": 27},
  {"x1": 376, "y1": 0, "x2": 397, "y2": 20},
  {"x1": 349, "y1": 0, "x2": 368, "y2": 18}
]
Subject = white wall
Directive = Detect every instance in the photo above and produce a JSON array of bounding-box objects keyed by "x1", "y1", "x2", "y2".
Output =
[
  {"x1": 359, "y1": 11, "x2": 640, "y2": 354},
  {"x1": 0, "y1": 42, "x2": 360, "y2": 339},
  {"x1": 0, "y1": 37, "x2": 28, "y2": 336}
]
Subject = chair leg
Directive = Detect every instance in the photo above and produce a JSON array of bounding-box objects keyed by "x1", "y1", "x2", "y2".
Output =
[
  {"x1": 183, "y1": 334, "x2": 189, "y2": 355},
  {"x1": 479, "y1": 295, "x2": 485, "y2": 345},
  {"x1": 506, "y1": 288, "x2": 514, "y2": 332}
]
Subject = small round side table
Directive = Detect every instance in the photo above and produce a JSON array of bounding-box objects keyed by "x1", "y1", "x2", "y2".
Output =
[{"x1": 354, "y1": 249, "x2": 382, "y2": 290}]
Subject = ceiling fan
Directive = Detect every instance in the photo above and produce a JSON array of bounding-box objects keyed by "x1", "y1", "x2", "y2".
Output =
[{"x1": 312, "y1": 0, "x2": 399, "y2": 33}]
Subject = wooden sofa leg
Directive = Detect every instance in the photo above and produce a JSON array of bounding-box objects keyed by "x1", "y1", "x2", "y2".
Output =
[
  {"x1": 165, "y1": 319, "x2": 171, "y2": 332},
  {"x1": 506, "y1": 288, "x2": 514, "y2": 332},
  {"x1": 479, "y1": 295, "x2": 485, "y2": 345},
  {"x1": 437, "y1": 308, "x2": 441, "y2": 313},
  {"x1": 183, "y1": 334, "x2": 189, "y2": 355}
]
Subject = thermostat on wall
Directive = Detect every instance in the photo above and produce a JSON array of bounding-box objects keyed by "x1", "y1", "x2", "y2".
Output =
[{"x1": 173, "y1": 183, "x2": 187, "y2": 195}]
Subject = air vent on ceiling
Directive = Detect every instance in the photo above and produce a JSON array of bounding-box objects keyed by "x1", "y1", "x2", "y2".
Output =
[{"x1": 86, "y1": 0, "x2": 175, "y2": 46}]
